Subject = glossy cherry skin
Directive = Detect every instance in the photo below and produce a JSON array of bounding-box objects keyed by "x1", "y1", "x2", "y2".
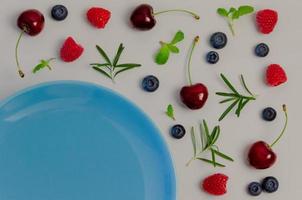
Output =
[
  {"x1": 180, "y1": 83, "x2": 208, "y2": 110},
  {"x1": 248, "y1": 141, "x2": 277, "y2": 169},
  {"x1": 130, "y1": 4, "x2": 156, "y2": 30},
  {"x1": 17, "y1": 9, "x2": 45, "y2": 36}
]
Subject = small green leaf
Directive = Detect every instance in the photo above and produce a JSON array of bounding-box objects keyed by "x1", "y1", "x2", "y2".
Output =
[
  {"x1": 166, "y1": 104, "x2": 175, "y2": 120},
  {"x1": 220, "y1": 74, "x2": 239, "y2": 94},
  {"x1": 191, "y1": 127, "x2": 197, "y2": 157},
  {"x1": 32, "y1": 58, "x2": 55, "y2": 74},
  {"x1": 196, "y1": 158, "x2": 225, "y2": 167},
  {"x1": 90, "y1": 63, "x2": 111, "y2": 67},
  {"x1": 155, "y1": 45, "x2": 170, "y2": 65},
  {"x1": 115, "y1": 63, "x2": 141, "y2": 68},
  {"x1": 211, "y1": 149, "x2": 216, "y2": 167},
  {"x1": 217, "y1": 8, "x2": 228, "y2": 17},
  {"x1": 92, "y1": 67, "x2": 112, "y2": 80},
  {"x1": 170, "y1": 31, "x2": 184, "y2": 45},
  {"x1": 167, "y1": 44, "x2": 180, "y2": 53},
  {"x1": 228, "y1": 7, "x2": 237, "y2": 14},
  {"x1": 96, "y1": 45, "x2": 112, "y2": 66},
  {"x1": 114, "y1": 65, "x2": 140, "y2": 78},
  {"x1": 241, "y1": 74, "x2": 255, "y2": 97},
  {"x1": 235, "y1": 98, "x2": 244, "y2": 117},
  {"x1": 113, "y1": 43, "x2": 125, "y2": 67},
  {"x1": 238, "y1": 6, "x2": 254, "y2": 16},
  {"x1": 211, "y1": 126, "x2": 220, "y2": 145},
  {"x1": 219, "y1": 99, "x2": 239, "y2": 121},
  {"x1": 199, "y1": 123, "x2": 205, "y2": 150},
  {"x1": 212, "y1": 149, "x2": 234, "y2": 162},
  {"x1": 232, "y1": 11, "x2": 240, "y2": 20},
  {"x1": 219, "y1": 97, "x2": 236, "y2": 104},
  {"x1": 202, "y1": 120, "x2": 211, "y2": 144},
  {"x1": 32, "y1": 63, "x2": 45, "y2": 73}
]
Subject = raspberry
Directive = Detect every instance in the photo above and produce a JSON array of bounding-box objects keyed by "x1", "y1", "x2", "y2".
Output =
[
  {"x1": 202, "y1": 173, "x2": 228, "y2": 196},
  {"x1": 256, "y1": 9, "x2": 278, "y2": 34},
  {"x1": 86, "y1": 7, "x2": 111, "y2": 29},
  {"x1": 266, "y1": 64, "x2": 287, "y2": 87},
  {"x1": 60, "y1": 37, "x2": 84, "y2": 62}
]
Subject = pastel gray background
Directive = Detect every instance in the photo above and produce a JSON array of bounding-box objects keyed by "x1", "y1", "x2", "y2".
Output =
[{"x1": 0, "y1": 0, "x2": 301, "y2": 199}]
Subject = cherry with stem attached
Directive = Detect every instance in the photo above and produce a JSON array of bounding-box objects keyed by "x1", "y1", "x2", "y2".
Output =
[
  {"x1": 180, "y1": 36, "x2": 208, "y2": 110},
  {"x1": 130, "y1": 4, "x2": 200, "y2": 30},
  {"x1": 248, "y1": 104, "x2": 288, "y2": 169},
  {"x1": 15, "y1": 9, "x2": 45, "y2": 78}
]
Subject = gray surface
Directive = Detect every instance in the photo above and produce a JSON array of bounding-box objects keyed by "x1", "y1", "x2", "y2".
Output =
[{"x1": 0, "y1": 0, "x2": 301, "y2": 199}]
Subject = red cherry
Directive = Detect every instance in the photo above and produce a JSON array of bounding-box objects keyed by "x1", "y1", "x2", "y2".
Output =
[
  {"x1": 247, "y1": 105, "x2": 288, "y2": 170},
  {"x1": 248, "y1": 141, "x2": 276, "y2": 169},
  {"x1": 180, "y1": 83, "x2": 208, "y2": 110},
  {"x1": 130, "y1": 4, "x2": 200, "y2": 31},
  {"x1": 17, "y1": 9, "x2": 45, "y2": 36},
  {"x1": 179, "y1": 36, "x2": 208, "y2": 110},
  {"x1": 15, "y1": 9, "x2": 45, "y2": 78},
  {"x1": 130, "y1": 4, "x2": 156, "y2": 30}
]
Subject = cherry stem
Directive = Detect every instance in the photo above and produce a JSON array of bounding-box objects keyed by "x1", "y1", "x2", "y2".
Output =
[
  {"x1": 153, "y1": 9, "x2": 200, "y2": 20},
  {"x1": 187, "y1": 36, "x2": 199, "y2": 86},
  {"x1": 270, "y1": 105, "x2": 288, "y2": 148},
  {"x1": 15, "y1": 31, "x2": 25, "y2": 78}
]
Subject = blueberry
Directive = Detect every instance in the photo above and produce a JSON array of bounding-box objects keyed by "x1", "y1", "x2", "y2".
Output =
[
  {"x1": 248, "y1": 182, "x2": 262, "y2": 196},
  {"x1": 210, "y1": 32, "x2": 227, "y2": 49},
  {"x1": 51, "y1": 5, "x2": 68, "y2": 21},
  {"x1": 255, "y1": 43, "x2": 269, "y2": 57},
  {"x1": 142, "y1": 75, "x2": 159, "y2": 92},
  {"x1": 170, "y1": 124, "x2": 186, "y2": 139},
  {"x1": 262, "y1": 107, "x2": 277, "y2": 121},
  {"x1": 206, "y1": 51, "x2": 219, "y2": 64},
  {"x1": 262, "y1": 176, "x2": 279, "y2": 193}
]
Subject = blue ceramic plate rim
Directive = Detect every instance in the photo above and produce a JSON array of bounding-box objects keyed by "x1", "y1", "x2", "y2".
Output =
[{"x1": 0, "y1": 80, "x2": 176, "y2": 200}]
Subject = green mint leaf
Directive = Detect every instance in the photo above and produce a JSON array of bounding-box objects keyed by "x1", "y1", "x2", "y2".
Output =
[
  {"x1": 232, "y1": 10, "x2": 240, "y2": 20},
  {"x1": 32, "y1": 58, "x2": 54, "y2": 74},
  {"x1": 238, "y1": 6, "x2": 254, "y2": 16},
  {"x1": 170, "y1": 31, "x2": 184, "y2": 45},
  {"x1": 32, "y1": 63, "x2": 45, "y2": 73},
  {"x1": 228, "y1": 7, "x2": 236, "y2": 14},
  {"x1": 155, "y1": 44, "x2": 170, "y2": 65},
  {"x1": 166, "y1": 104, "x2": 175, "y2": 120},
  {"x1": 113, "y1": 43, "x2": 125, "y2": 67},
  {"x1": 217, "y1": 8, "x2": 228, "y2": 17},
  {"x1": 167, "y1": 44, "x2": 179, "y2": 53}
]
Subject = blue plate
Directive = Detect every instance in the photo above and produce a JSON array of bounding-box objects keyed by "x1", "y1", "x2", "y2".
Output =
[{"x1": 0, "y1": 81, "x2": 176, "y2": 200}]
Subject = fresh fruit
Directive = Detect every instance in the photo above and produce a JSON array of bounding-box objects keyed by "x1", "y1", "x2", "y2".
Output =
[
  {"x1": 170, "y1": 124, "x2": 186, "y2": 139},
  {"x1": 180, "y1": 36, "x2": 208, "y2": 110},
  {"x1": 142, "y1": 75, "x2": 160, "y2": 92},
  {"x1": 217, "y1": 6, "x2": 254, "y2": 36},
  {"x1": 262, "y1": 107, "x2": 277, "y2": 121},
  {"x1": 262, "y1": 176, "x2": 279, "y2": 193},
  {"x1": 266, "y1": 64, "x2": 287, "y2": 87},
  {"x1": 255, "y1": 43, "x2": 269, "y2": 57},
  {"x1": 202, "y1": 173, "x2": 228, "y2": 196},
  {"x1": 130, "y1": 4, "x2": 199, "y2": 30},
  {"x1": 51, "y1": 5, "x2": 68, "y2": 21},
  {"x1": 87, "y1": 7, "x2": 111, "y2": 29},
  {"x1": 91, "y1": 44, "x2": 141, "y2": 82},
  {"x1": 210, "y1": 32, "x2": 227, "y2": 49},
  {"x1": 15, "y1": 9, "x2": 45, "y2": 78},
  {"x1": 248, "y1": 105, "x2": 288, "y2": 169},
  {"x1": 256, "y1": 9, "x2": 278, "y2": 34},
  {"x1": 187, "y1": 120, "x2": 234, "y2": 167},
  {"x1": 248, "y1": 182, "x2": 262, "y2": 196},
  {"x1": 60, "y1": 37, "x2": 84, "y2": 62},
  {"x1": 206, "y1": 51, "x2": 219, "y2": 64}
]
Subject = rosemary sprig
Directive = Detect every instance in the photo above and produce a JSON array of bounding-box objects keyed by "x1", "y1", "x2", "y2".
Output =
[
  {"x1": 91, "y1": 43, "x2": 141, "y2": 82},
  {"x1": 216, "y1": 74, "x2": 257, "y2": 121},
  {"x1": 186, "y1": 120, "x2": 234, "y2": 167}
]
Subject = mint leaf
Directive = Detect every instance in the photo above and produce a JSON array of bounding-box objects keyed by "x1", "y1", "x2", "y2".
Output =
[
  {"x1": 170, "y1": 31, "x2": 184, "y2": 45},
  {"x1": 32, "y1": 58, "x2": 55, "y2": 74},
  {"x1": 167, "y1": 44, "x2": 179, "y2": 53},
  {"x1": 238, "y1": 6, "x2": 254, "y2": 16},
  {"x1": 166, "y1": 104, "x2": 175, "y2": 120},
  {"x1": 217, "y1": 8, "x2": 228, "y2": 17},
  {"x1": 156, "y1": 44, "x2": 170, "y2": 65},
  {"x1": 232, "y1": 11, "x2": 240, "y2": 20},
  {"x1": 228, "y1": 7, "x2": 236, "y2": 14}
]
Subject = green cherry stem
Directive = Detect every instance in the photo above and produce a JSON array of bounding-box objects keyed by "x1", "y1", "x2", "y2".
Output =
[
  {"x1": 187, "y1": 36, "x2": 199, "y2": 86},
  {"x1": 270, "y1": 105, "x2": 288, "y2": 148},
  {"x1": 153, "y1": 9, "x2": 200, "y2": 20},
  {"x1": 15, "y1": 31, "x2": 25, "y2": 78}
]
